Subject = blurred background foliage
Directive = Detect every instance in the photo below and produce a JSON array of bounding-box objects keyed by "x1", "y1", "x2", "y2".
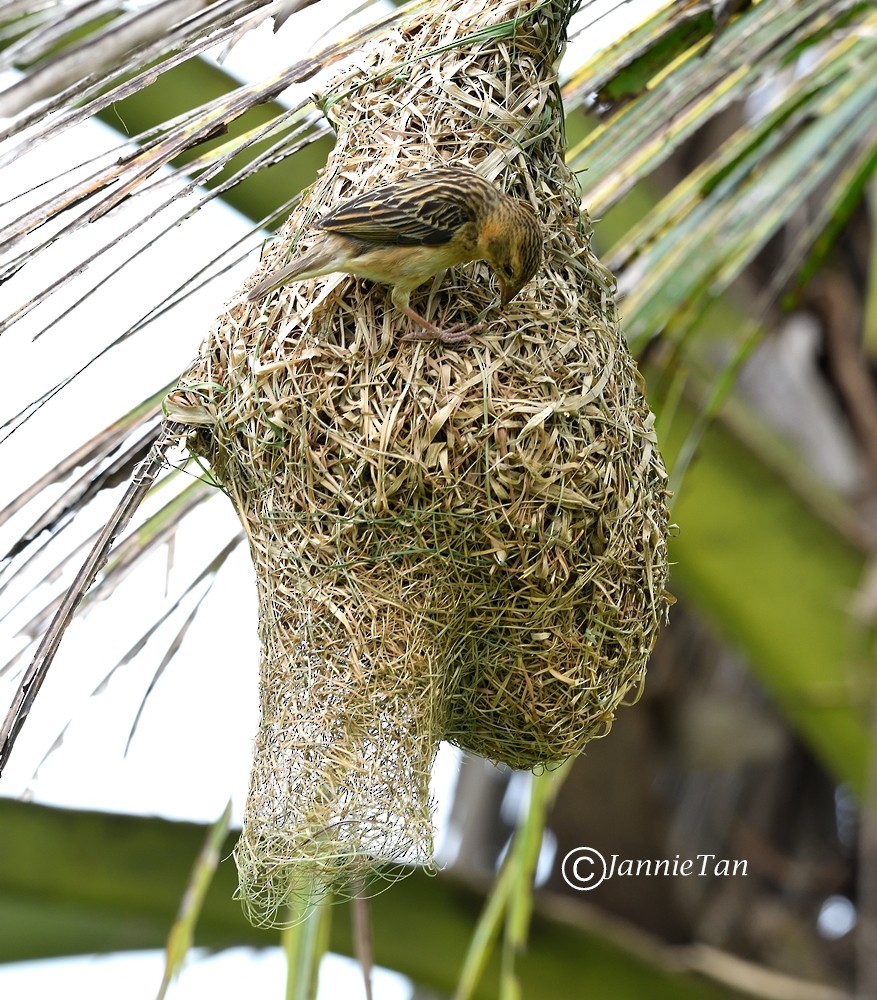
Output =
[{"x1": 1, "y1": 0, "x2": 876, "y2": 997}]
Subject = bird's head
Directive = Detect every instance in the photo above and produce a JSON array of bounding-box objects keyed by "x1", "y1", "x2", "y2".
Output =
[{"x1": 483, "y1": 199, "x2": 543, "y2": 306}]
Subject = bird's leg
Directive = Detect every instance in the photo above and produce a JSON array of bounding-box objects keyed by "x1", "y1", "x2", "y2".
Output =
[{"x1": 397, "y1": 302, "x2": 483, "y2": 344}]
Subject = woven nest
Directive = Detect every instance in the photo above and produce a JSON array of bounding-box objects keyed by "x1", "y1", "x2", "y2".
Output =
[{"x1": 170, "y1": 0, "x2": 671, "y2": 926}]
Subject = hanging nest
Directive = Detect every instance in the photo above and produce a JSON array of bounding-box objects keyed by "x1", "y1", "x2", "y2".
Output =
[{"x1": 169, "y1": 0, "x2": 671, "y2": 926}]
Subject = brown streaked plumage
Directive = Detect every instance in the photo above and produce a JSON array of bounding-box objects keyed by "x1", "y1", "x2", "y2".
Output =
[{"x1": 246, "y1": 167, "x2": 543, "y2": 343}]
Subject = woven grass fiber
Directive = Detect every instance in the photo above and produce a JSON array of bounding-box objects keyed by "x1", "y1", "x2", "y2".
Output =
[{"x1": 170, "y1": 0, "x2": 671, "y2": 925}]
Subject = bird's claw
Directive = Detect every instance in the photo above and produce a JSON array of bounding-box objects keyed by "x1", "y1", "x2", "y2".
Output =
[{"x1": 403, "y1": 321, "x2": 484, "y2": 345}]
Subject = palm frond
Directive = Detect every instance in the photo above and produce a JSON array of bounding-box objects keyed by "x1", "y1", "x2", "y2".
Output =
[
  {"x1": 0, "y1": 421, "x2": 186, "y2": 771},
  {"x1": 606, "y1": 13, "x2": 877, "y2": 346}
]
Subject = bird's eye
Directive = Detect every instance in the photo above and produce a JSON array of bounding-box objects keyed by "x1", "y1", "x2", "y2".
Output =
[{"x1": 501, "y1": 263, "x2": 515, "y2": 279}]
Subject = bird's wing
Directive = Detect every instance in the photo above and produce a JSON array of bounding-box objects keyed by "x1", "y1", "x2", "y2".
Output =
[{"x1": 317, "y1": 169, "x2": 490, "y2": 247}]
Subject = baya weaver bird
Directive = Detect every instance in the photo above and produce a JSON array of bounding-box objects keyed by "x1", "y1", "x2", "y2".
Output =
[{"x1": 247, "y1": 166, "x2": 543, "y2": 343}]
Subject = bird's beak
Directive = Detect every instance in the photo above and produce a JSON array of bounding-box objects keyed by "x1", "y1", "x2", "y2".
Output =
[{"x1": 499, "y1": 280, "x2": 523, "y2": 307}]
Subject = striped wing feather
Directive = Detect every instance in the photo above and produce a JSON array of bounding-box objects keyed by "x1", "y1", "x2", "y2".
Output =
[{"x1": 318, "y1": 168, "x2": 496, "y2": 247}]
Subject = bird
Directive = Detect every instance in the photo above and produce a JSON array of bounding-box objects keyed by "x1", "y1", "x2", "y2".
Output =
[{"x1": 246, "y1": 166, "x2": 543, "y2": 343}]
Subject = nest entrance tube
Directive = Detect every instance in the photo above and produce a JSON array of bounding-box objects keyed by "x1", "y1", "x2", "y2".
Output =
[
  {"x1": 171, "y1": 0, "x2": 671, "y2": 926},
  {"x1": 233, "y1": 600, "x2": 441, "y2": 923}
]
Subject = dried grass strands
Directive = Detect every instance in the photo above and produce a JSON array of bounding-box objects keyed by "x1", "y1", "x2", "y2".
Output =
[{"x1": 169, "y1": 0, "x2": 671, "y2": 925}]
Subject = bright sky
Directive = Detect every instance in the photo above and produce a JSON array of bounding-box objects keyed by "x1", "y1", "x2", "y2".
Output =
[{"x1": 0, "y1": 1, "x2": 662, "y2": 996}]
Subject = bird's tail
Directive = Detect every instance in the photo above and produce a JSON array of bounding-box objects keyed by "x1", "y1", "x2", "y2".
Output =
[{"x1": 246, "y1": 243, "x2": 339, "y2": 302}]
